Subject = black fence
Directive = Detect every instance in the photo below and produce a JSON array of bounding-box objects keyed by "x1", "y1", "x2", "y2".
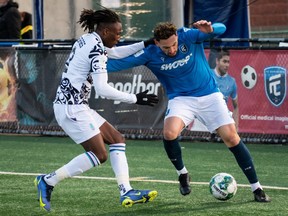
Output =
[{"x1": 0, "y1": 39, "x2": 287, "y2": 144}]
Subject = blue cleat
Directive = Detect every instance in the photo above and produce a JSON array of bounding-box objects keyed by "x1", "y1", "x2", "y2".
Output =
[
  {"x1": 34, "y1": 175, "x2": 54, "y2": 211},
  {"x1": 120, "y1": 189, "x2": 158, "y2": 207}
]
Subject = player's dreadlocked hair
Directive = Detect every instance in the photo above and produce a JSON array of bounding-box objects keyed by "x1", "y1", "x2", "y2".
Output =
[
  {"x1": 153, "y1": 22, "x2": 177, "y2": 41},
  {"x1": 78, "y1": 8, "x2": 121, "y2": 33}
]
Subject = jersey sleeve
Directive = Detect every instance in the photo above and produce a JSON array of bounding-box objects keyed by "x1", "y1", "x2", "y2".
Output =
[
  {"x1": 186, "y1": 23, "x2": 226, "y2": 43},
  {"x1": 106, "y1": 42, "x2": 145, "y2": 59},
  {"x1": 88, "y1": 39, "x2": 137, "y2": 104},
  {"x1": 107, "y1": 49, "x2": 148, "y2": 73},
  {"x1": 91, "y1": 72, "x2": 137, "y2": 104}
]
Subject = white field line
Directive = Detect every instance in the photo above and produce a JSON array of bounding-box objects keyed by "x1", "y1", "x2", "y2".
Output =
[{"x1": 1, "y1": 171, "x2": 288, "y2": 191}]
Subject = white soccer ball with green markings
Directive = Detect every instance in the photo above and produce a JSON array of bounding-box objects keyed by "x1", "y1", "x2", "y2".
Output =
[{"x1": 209, "y1": 172, "x2": 237, "y2": 201}]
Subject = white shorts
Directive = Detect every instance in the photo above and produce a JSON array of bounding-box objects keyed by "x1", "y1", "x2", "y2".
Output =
[
  {"x1": 53, "y1": 104, "x2": 106, "y2": 144},
  {"x1": 165, "y1": 92, "x2": 234, "y2": 133}
]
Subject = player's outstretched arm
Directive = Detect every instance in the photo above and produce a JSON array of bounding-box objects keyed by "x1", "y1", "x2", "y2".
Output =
[
  {"x1": 106, "y1": 42, "x2": 144, "y2": 59},
  {"x1": 192, "y1": 22, "x2": 226, "y2": 42},
  {"x1": 106, "y1": 38, "x2": 154, "y2": 59},
  {"x1": 193, "y1": 20, "x2": 226, "y2": 35},
  {"x1": 92, "y1": 73, "x2": 159, "y2": 106},
  {"x1": 193, "y1": 20, "x2": 213, "y2": 33}
]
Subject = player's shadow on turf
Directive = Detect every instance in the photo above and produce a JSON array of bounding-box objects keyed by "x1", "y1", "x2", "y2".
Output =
[
  {"x1": 95, "y1": 200, "x2": 253, "y2": 216},
  {"x1": 198, "y1": 200, "x2": 253, "y2": 210}
]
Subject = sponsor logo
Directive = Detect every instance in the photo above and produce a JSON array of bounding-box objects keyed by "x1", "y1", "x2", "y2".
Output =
[
  {"x1": 264, "y1": 66, "x2": 286, "y2": 107},
  {"x1": 160, "y1": 53, "x2": 192, "y2": 70},
  {"x1": 94, "y1": 74, "x2": 161, "y2": 105}
]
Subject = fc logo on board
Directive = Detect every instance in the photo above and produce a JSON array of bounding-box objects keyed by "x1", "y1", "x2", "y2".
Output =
[{"x1": 264, "y1": 66, "x2": 286, "y2": 107}]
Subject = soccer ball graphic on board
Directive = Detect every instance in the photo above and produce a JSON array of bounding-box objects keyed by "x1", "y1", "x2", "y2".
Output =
[{"x1": 241, "y1": 65, "x2": 257, "y2": 89}]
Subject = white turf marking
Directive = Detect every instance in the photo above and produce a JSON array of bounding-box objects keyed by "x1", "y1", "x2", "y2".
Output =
[{"x1": 1, "y1": 171, "x2": 288, "y2": 191}]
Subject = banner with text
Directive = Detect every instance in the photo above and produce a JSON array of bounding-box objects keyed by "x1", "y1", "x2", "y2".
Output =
[
  {"x1": 228, "y1": 50, "x2": 287, "y2": 134},
  {"x1": 11, "y1": 48, "x2": 288, "y2": 135}
]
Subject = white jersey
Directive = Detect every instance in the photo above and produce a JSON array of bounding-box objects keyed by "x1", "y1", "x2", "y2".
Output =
[{"x1": 54, "y1": 32, "x2": 144, "y2": 105}]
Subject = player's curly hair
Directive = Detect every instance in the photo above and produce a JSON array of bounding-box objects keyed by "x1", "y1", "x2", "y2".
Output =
[
  {"x1": 153, "y1": 22, "x2": 177, "y2": 41},
  {"x1": 78, "y1": 8, "x2": 121, "y2": 33}
]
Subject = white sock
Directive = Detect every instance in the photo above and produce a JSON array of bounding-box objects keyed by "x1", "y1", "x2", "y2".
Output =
[
  {"x1": 44, "y1": 151, "x2": 100, "y2": 186},
  {"x1": 251, "y1": 181, "x2": 262, "y2": 192},
  {"x1": 109, "y1": 143, "x2": 132, "y2": 196},
  {"x1": 176, "y1": 166, "x2": 188, "y2": 176}
]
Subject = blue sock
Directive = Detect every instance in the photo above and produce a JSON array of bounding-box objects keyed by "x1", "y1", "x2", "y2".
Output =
[
  {"x1": 163, "y1": 138, "x2": 184, "y2": 170},
  {"x1": 229, "y1": 140, "x2": 258, "y2": 184}
]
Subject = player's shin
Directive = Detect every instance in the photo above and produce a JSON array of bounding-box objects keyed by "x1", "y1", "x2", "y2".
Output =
[
  {"x1": 229, "y1": 140, "x2": 259, "y2": 185},
  {"x1": 163, "y1": 138, "x2": 185, "y2": 171},
  {"x1": 45, "y1": 151, "x2": 100, "y2": 186},
  {"x1": 109, "y1": 143, "x2": 133, "y2": 196}
]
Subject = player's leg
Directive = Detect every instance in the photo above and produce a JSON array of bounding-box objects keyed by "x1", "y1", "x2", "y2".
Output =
[
  {"x1": 202, "y1": 92, "x2": 270, "y2": 202},
  {"x1": 34, "y1": 105, "x2": 104, "y2": 211},
  {"x1": 204, "y1": 92, "x2": 271, "y2": 203},
  {"x1": 34, "y1": 134, "x2": 104, "y2": 211},
  {"x1": 163, "y1": 116, "x2": 191, "y2": 195},
  {"x1": 163, "y1": 97, "x2": 193, "y2": 195},
  {"x1": 100, "y1": 121, "x2": 157, "y2": 207},
  {"x1": 217, "y1": 125, "x2": 270, "y2": 202}
]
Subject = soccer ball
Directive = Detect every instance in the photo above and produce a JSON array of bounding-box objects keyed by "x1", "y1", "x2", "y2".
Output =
[
  {"x1": 209, "y1": 172, "x2": 237, "y2": 201},
  {"x1": 241, "y1": 65, "x2": 257, "y2": 89}
]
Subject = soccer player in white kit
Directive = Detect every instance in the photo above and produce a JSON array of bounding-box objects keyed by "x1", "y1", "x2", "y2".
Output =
[
  {"x1": 34, "y1": 8, "x2": 158, "y2": 211},
  {"x1": 108, "y1": 21, "x2": 271, "y2": 203}
]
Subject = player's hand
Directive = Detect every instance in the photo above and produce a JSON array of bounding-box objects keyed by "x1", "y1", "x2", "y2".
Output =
[
  {"x1": 193, "y1": 20, "x2": 213, "y2": 33},
  {"x1": 136, "y1": 90, "x2": 159, "y2": 106},
  {"x1": 144, "y1": 38, "x2": 155, "y2": 47}
]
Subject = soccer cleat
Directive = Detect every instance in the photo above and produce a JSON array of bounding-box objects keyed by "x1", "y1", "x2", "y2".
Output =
[
  {"x1": 34, "y1": 175, "x2": 54, "y2": 211},
  {"x1": 178, "y1": 173, "x2": 191, "y2": 196},
  {"x1": 253, "y1": 188, "x2": 271, "y2": 202},
  {"x1": 120, "y1": 189, "x2": 158, "y2": 207}
]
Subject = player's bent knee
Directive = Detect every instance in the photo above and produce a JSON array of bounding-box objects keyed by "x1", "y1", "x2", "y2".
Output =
[
  {"x1": 223, "y1": 135, "x2": 240, "y2": 147},
  {"x1": 163, "y1": 130, "x2": 178, "y2": 140},
  {"x1": 107, "y1": 131, "x2": 126, "y2": 144}
]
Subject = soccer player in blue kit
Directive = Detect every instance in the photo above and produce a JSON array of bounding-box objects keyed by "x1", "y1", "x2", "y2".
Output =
[
  {"x1": 107, "y1": 20, "x2": 270, "y2": 202},
  {"x1": 213, "y1": 50, "x2": 238, "y2": 128}
]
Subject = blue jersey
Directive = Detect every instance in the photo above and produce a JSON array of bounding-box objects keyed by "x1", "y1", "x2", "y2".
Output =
[
  {"x1": 213, "y1": 69, "x2": 237, "y2": 104},
  {"x1": 108, "y1": 23, "x2": 226, "y2": 99}
]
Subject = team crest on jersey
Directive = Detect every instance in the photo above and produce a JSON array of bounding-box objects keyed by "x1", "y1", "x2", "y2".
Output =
[
  {"x1": 264, "y1": 66, "x2": 286, "y2": 107},
  {"x1": 179, "y1": 44, "x2": 188, "y2": 54}
]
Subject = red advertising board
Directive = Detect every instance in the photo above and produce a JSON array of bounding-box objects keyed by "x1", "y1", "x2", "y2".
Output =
[{"x1": 228, "y1": 50, "x2": 288, "y2": 134}]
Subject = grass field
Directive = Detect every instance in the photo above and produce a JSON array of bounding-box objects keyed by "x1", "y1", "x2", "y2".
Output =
[{"x1": 0, "y1": 135, "x2": 288, "y2": 216}]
